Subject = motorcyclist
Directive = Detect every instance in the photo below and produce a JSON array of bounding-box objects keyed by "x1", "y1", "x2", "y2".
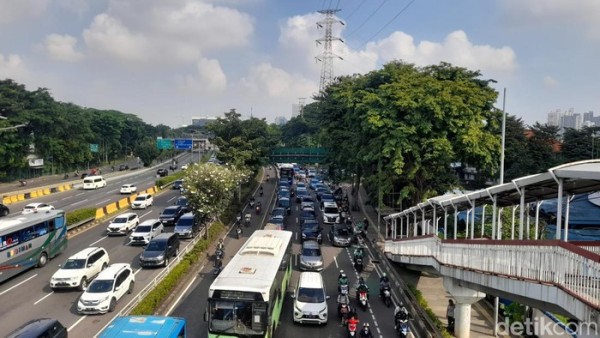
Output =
[
  {"x1": 347, "y1": 313, "x2": 359, "y2": 333},
  {"x1": 338, "y1": 271, "x2": 349, "y2": 293},
  {"x1": 216, "y1": 239, "x2": 224, "y2": 251},
  {"x1": 359, "y1": 323, "x2": 373, "y2": 338},
  {"x1": 354, "y1": 246, "x2": 364, "y2": 261},
  {"x1": 249, "y1": 197, "x2": 255, "y2": 207},
  {"x1": 394, "y1": 304, "x2": 410, "y2": 329},
  {"x1": 380, "y1": 272, "x2": 389, "y2": 284},
  {"x1": 380, "y1": 280, "x2": 391, "y2": 298},
  {"x1": 356, "y1": 277, "x2": 369, "y2": 300}
]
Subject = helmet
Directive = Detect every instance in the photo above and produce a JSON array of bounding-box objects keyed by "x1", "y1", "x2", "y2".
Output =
[
  {"x1": 383, "y1": 273, "x2": 387, "y2": 277},
  {"x1": 341, "y1": 273, "x2": 347, "y2": 278}
]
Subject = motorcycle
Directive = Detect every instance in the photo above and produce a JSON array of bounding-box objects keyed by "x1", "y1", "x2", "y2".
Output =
[
  {"x1": 339, "y1": 283, "x2": 349, "y2": 296},
  {"x1": 245, "y1": 213, "x2": 252, "y2": 227},
  {"x1": 396, "y1": 319, "x2": 409, "y2": 338},
  {"x1": 358, "y1": 290, "x2": 369, "y2": 311},
  {"x1": 19, "y1": 180, "x2": 27, "y2": 187},
  {"x1": 381, "y1": 285, "x2": 392, "y2": 307},
  {"x1": 255, "y1": 204, "x2": 261, "y2": 215},
  {"x1": 235, "y1": 226, "x2": 242, "y2": 239},
  {"x1": 354, "y1": 257, "x2": 363, "y2": 273},
  {"x1": 347, "y1": 320, "x2": 358, "y2": 337},
  {"x1": 215, "y1": 248, "x2": 224, "y2": 261},
  {"x1": 338, "y1": 302, "x2": 350, "y2": 325},
  {"x1": 212, "y1": 264, "x2": 223, "y2": 277},
  {"x1": 249, "y1": 198, "x2": 255, "y2": 208}
]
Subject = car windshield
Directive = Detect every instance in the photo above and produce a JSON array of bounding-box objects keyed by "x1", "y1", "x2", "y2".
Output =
[
  {"x1": 324, "y1": 207, "x2": 339, "y2": 214},
  {"x1": 303, "y1": 223, "x2": 319, "y2": 231},
  {"x1": 335, "y1": 228, "x2": 350, "y2": 236},
  {"x1": 62, "y1": 259, "x2": 86, "y2": 269},
  {"x1": 87, "y1": 279, "x2": 114, "y2": 293},
  {"x1": 302, "y1": 197, "x2": 313, "y2": 203},
  {"x1": 302, "y1": 248, "x2": 321, "y2": 256},
  {"x1": 135, "y1": 196, "x2": 147, "y2": 201},
  {"x1": 176, "y1": 198, "x2": 188, "y2": 206},
  {"x1": 112, "y1": 217, "x2": 126, "y2": 224},
  {"x1": 272, "y1": 209, "x2": 285, "y2": 216},
  {"x1": 162, "y1": 209, "x2": 176, "y2": 215},
  {"x1": 301, "y1": 211, "x2": 314, "y2": 218},
  {"x1": 297, "y1": 287, "x2": 325, "y2": 303},
  {"x1": 135, "y1": 225, "x2": 151, "y2": 233},
  {"x1": 177, "y1": 218, "x2": 193, "y2": 227},
  {"x1": 146, "y1": 241, "x2": 166, "y2": 251},
  {"x1": 23, "y1": 205, "x2": 36, "y2": 210}
]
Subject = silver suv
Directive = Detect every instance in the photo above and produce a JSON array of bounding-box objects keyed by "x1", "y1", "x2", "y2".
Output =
[
  {"x1": 50, "y1": 247, "x2": 109, "y2": 291},
  {"x1": 106, "y1": 212, "x2": 139, "y2": 235},
  {"x1": 131, "y1": 194, "x2": 153, "y2": 209},
  {"x1": 299, "y1": 241, "x2": 324, "y2": 271}
]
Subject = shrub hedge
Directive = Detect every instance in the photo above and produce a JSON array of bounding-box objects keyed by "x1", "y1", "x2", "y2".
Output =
[
  {"x1": 66, "y1": 208, "x2": 96, "y2": 226},
  {"x1": 155, "y1": 171, "x2": 185, "y2": 188},
  {"x1": 407, "y1": 284, "x2": 454, "y2": 338}
]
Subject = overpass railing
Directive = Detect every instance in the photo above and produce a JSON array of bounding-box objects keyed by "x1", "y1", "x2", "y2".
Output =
[{"x1": 385, "y1": 236, "x2": 600, "y2": 310}]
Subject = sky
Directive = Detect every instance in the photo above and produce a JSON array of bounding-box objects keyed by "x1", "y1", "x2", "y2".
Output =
[{"x1": 0, "y1": 0, "x2": 598, "y2": 128}]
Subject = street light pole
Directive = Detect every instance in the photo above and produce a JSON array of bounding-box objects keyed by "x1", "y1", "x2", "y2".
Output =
[{"x1": 494, "y1": 87, "x2": 507, "y2": 337}]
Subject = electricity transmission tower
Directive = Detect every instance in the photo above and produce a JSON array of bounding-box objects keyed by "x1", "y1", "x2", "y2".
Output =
[{"x1": 316, "y1": 9, "x2": 344, "y2": 94}]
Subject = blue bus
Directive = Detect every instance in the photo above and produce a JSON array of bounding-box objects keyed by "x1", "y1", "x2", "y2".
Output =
[{"x1": 99, "y1": 316, "x2": 186, "y2": 338}]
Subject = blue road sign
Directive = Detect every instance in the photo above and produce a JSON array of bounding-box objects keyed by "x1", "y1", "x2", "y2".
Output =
[{"x1": 174, "y1": 139, "x2": 193, "y2": 150}]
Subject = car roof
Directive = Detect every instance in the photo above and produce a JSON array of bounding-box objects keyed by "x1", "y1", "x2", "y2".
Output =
[
  {"x1": 69, "y1": 247, "x2": 103, "y2": 260},
  {"x1": 136, "y1": 193, "x2": 151, "y2": 197},
  {"x1": 122, "y1": 183, "x2": 134, "y2": 187},
  {"x1": 6, "y1": 318, "x2": 64, "y2": 338},
  {"x1": 163, "y1": 205, "x2": 181, "y2": 210},
  {"x1": 323, "y1": 201, "x2": 337, "y2": 207},
  {"x1": 96, "y1": 263, "x2": 130, "y2": 279},
  {"x1": 139, "y1": 219, "x2": 160, "y2": 225},
  {"x1": 25, "y1": 202, "x2": 44, "y2": 207},
  {"x1": 115, "y1": 212, "x2": 137, "y2": 218},
  {"x1": 302, "y1": 240, "x2": 319, "y2": 248}
]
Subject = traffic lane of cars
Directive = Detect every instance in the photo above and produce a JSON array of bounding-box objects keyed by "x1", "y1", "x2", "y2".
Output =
[{"x1": 0, "y1": 189, "x2": 194, "y2": 336}]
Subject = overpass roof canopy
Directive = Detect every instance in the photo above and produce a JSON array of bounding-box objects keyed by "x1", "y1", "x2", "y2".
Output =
[{"x1": 385, "y1": 160, "x2": 600, "y2": 221}]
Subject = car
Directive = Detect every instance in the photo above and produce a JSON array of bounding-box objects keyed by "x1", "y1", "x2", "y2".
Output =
[
  {"x1": 320, "y1": 193, "x2": 336, "y2": 204},
  {"x1": 131, "y1": 194, "x2": 153, "y2": 209},
  {"x1": 118, "y1": 164, "x2": 129, "y2": 171},
  {"x1": 159, "y1": 205, "x2": 184, "y2": 225},
  {"x1": 22, "y1": 203, "x2": 55, "y2": 215},
  {"x1": 157, "y1": 168, "x2": 168, "y2": 177},
  {"x1": 292, "y1": 272, "x2": 328, "y2": 325},
  {"x1": 296, "y1": 182, "x2": 306, "y2": 189},
  {"x1": 296, "y1": 188, "x2": 309, "y2": 203},
  {"x1": 267, "y1": 217, "x2": 285, "y2": 230},
  {"x1": 300, "y1": 209, "x2": 316, "y2": 224},
  {"x1": 328, "y1": 223, "x2": 353, "y2": 247},
  {"x1": 106, "y1": 212, "x2": 139, "y2": 235},
  {"x1": 119, "y1": 184, "x2": 137, "y2": 194},
  {"x1": 77, "y1": 263, "x2": 135, "y2": 315},
  {"x1": 322, "y1": 201, "x2": 341, "y2": 224},
  {"x1": 174, "y1": 212, "x2": 201, "y2": 239},
  {"x1": 129, "y1": 219, "x2": 164, "y2": 245},
  {"x1": 301, "y1": 196, "x2": 314, "y2": 204},
  {"x1": 299, "y1": 240, "x2": 324, "y2": 271},
  {"x1": 301, "y1": 220, "x2": 322, "y2": 244},
  {"x1": 172, "y1": 179, "x2": 184, "y2": 190},
  {"x1": 271, "y1": 207, "x2": 286, "y2": 221},
  {"x1": 139, "y1": 233, "x2": 180, "y2": 268},
  {"x1": 174, "y1": 196, "x2": 191, "y2": 213},
  {"x1": 50, "y1": 247, "x2": 110, "y2": 291},
  {"x1": 301, "y1": 201, "x2": 315, "y2": 213},
  {"x1": 0, "y1": 203, "x2": 9, "y2": 217},
  {"x1": 278, "y1": 197, "x2": 291, "y2": 214},
  {"x1": 6, "y1": 318, "x2": 68, "y2": 338}
]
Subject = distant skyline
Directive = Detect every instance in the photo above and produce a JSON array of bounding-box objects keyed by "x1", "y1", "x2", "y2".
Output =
[{"x1": 1, "y1": 0, "x2": 599, "y2": 127}]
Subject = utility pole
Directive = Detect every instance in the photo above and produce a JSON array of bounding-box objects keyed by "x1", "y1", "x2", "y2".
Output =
[{"x1": 316, "y1": 9, "x2": 344, "y2": 93}]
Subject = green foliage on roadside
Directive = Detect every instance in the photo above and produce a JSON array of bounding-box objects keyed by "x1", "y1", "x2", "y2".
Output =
[
  {"x1": 65, "y1": 208, "x2": 96, "y2": 226},
  {"x1": 155, "y1": 171, "x2": 185, "y2": 188},
  {"x1": 407, "y1": 284, "x2": 454, "y2": 338},
  {"x1": 130, "y1": 221, "x2": 225, "y2": 315}
]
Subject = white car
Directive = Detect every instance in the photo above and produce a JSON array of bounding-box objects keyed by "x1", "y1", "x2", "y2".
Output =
[
  {"x1": 129, "y1": 219, "x2": 163, "y2": 245},
  {"x1": 106, "y1": 212, "x2": 139, "y2": 236},
  {"x1": 22, "y1": 203, "x2": 55, "y2": 215},
  {"x1": 77, "y1": 263, "x2": 135, "y2": 315},
  {"x1": 50, "y1": 247, "x2": 109, "y2": 291},
  {"x1": 131, "y1": 194, "x2": 153, "y2": 209},
  {"x1": 119, "y1": 184, "x2": 137, "y2": 194}
]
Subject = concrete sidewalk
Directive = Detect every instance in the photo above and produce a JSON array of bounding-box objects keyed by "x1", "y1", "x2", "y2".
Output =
[{"x1": 352, "y1": 184, "x2": 510, "y2": 338}]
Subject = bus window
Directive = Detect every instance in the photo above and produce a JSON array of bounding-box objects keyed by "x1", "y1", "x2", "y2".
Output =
[
  {"x1": 55, "y1": 215, "x2": 65, "y2": 228},
  {"x1": 35, "y1": 223, "x2": 48, "y2": 237},
  {"x1": 48, "y1": 220, "x2": 55, "y2": 232}
]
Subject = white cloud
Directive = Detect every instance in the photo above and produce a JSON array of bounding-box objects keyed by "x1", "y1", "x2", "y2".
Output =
[
  {"x1": 239, "y1": 63, "x2": 316, "y2": 98},
  {"x1": 44, "y1": 34, "x2": 84, "y2": 62},
  {"x1": 543, "y1": 75, "x2": 559, "y2": 88},
  {"x1": 0, "y1": 0, "x2": 50, "y2": 24},
  {"x1": 82, "y1": 0, "x2": 254, "y2": 65},
  {"x1": 0, "y1": 53, "x2": 28, "y2": 81},
  {"x1": 180, "y1": 57, "x2": 227, "y2": 93}
]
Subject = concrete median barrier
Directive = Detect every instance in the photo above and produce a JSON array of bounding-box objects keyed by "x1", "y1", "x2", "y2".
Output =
[
  {"x1": 95, "y1": 208, "x2": 105, "y2": 219},
  {"x1": 105, "y1": 202, "x2": 118, "y2": 215},
  {"x1": 43, "y1": 188, "x2": 50, "y2": 195},
  {"x1": 9, "y1": 195, "x2": 18, "y2": 203},
  {"x1": 118, "y1": 198, "x2": 129, "y2": 209},
  {"x1": 2, "y1": 196, "x2": 10, "y2": 204}
]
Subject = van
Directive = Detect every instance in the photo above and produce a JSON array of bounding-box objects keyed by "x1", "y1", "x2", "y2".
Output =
[
  {"x1": 174, "y1": 212, "x2": 200, "y2": 239},
  {"x1": 6, "y1": 318, "x2": 68, "y2": 338},
  {"x1": 322, "y1": 201, "x2": 340, "y2": 224},
  {"x1": 139, "y1": 233, "x2": 180, "y2": 267},
  {"x1": 292, "y1": 272, "x2": 329, "y2": 325},
  {"x1": 83, "y1": 175, "x2": 107, "y2": 190}
]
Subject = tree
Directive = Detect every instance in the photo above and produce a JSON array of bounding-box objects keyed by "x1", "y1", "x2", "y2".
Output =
[
  {"x1": 562, "y1": 126, "x2": 599, "y2": 162},
  {"x1": 182, "y1": 163, "x2": 248, "y2": 221},
  {"x1": 135, "y1": 138, "x2": 160, "y2": 167}
]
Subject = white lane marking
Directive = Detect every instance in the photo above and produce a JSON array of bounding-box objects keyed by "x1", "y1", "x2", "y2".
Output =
[
  {"x1": 140, "y1": 210, "x2": 152, "y2": 219},
  {"x1": 95, "y1": 199, "x2": 111, "y2": 206},
  {"x1": 67, "y1": 315, "x2": 87, "y2": 331},
  {"x1": 168, "y1": 196, "x2": 177, "y2": 202},
  {"x1": 89, "y1": 236, "x2": 107, "y2": 246},
  {"x1": 295, "y1": 232, "x2": 298, "y2": 241},
  {"x1": 34, "y1": 291, "x2": 54, "y2": 305},
  {"x1": 334, "y1": 255, "x2": 339, "y2": 269},
  {"x1": 71, "y1": 200, "x2": 88, "y2": 206},
  {"x1": 75, "y1": 192, "x2": 85, "y2": 197},
  {"x1": 166, "y1": 266, "x2": 202, "y2": 315},
  {"x1": 0, "y1": 274, "x2": 37, "y2": 297},
  {"x1": 134, "y1": 268, "x2": 142, "y2": 275},
  {"x1": 60, "y1": 196, "x2": 73, "y2": 201}
]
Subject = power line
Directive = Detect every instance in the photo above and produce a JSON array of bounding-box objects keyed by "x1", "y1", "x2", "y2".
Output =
[
  {"x1": 346, "y1": 0, "x2": 389, "y2": 38},
  {"x1": 363, "y1": 0, "x2": 417, "y2": 43},
  {"x1": 346, "y1": 0, "x2": 365, "y2": 20}
]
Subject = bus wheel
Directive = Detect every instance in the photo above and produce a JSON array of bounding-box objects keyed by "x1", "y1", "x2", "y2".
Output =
[{"x1": 37, "y1": 253, "x2": 48, "y2": 268}]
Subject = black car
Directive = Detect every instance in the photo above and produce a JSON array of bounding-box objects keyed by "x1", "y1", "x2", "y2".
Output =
[
  {"x1": 172, "y1": 179, "x2": 184, "y2": 190},
  {"x1": 157, "y1": 168, "x2": 168, "y2": 177},
  {"x1": 301, "y1": 220, "x2": 322, "y2": 244},
  {"x1": 299, "y1": 209, "x2": 316, "y2": 224},
  {"x1": 0, "y1": 203, "x2": 9, "y2": 217},
  {"x1": 328, "y1": 223, "x2": 353, "y2": 247},
  {"x1": 159, "y1": 205, "x2": 184, "y2": 225},
  {"x1": 139, "y1": 233, "x2": 180, "y2": 267},
  {"x1": 6, "y1": 318, "x2": 68, "y2": 338},
  {"x1": 295, "y1": 189, "x2": 309, "y2": 203},
  {"x1": 118, "y1": 164, "x2": 129, "y2": 171}
]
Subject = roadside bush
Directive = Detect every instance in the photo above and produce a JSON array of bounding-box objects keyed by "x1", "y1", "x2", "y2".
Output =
[
  {"x1": 155, "y1": 171, "x2": 185, "y2": 188},
  {"x1": 66, "y1": 208, "x2": 96, "y2": 226}
]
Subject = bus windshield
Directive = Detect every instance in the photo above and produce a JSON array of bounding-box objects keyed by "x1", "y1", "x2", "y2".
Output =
[{"x1": 208, "y1": 300, "x2": 264, "y2": 335}]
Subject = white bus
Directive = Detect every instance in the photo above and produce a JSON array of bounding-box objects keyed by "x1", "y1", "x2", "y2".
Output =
[
  {"x1": 83, "y1": 175, "x2": 107, "y2": 190},
  {"x1": 205, "y1": 229, "x2": 293, "y2": 338},
  {"x1": 0, "y1": 210, "x2": 68, "y2": 283}
]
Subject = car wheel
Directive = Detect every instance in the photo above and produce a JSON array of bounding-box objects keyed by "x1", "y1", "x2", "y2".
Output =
[
  {"x1": 79, "y1": 277, "x2": 88, "y2": 291},
  {"x1": 101, "y1": 262, "x2": 108, "y2": 270},
  {"x1": 164, "y1": 257, "x2": 169, "y2": 267},
  {"x1": 175, "y1": 248, "x2": 180, "y2": 256},
  {"x1": 108, "y1": 298, "x2": 117, "y2": 312},
  {"x1": 128, "y1": 281, "x2": 134, "y2": 294},
  {"x1": 37, "y1": 252, "x2": 48, "y2": 268},
  {"x1": 1, "y1": 209, "x2": 7, "y2": 216}
]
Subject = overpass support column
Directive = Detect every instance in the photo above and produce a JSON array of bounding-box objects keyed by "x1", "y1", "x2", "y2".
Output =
[{"x1": 443, "y1": 277, "x2": 486, "y2": 338}]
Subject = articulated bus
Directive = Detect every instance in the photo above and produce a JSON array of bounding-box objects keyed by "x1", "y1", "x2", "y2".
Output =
[
  {"x1": 277, "y1": 163, "x2": 294, "y2": 185},
  {"x1": 0, "y1": 210, "x2": 67, "y2": 283},
  {"x1": 98, "y1": 316, "x2": 186, "y2": 338},
  {"x1": 206, "y1": 229, "x2": 293, "y2": 338}
]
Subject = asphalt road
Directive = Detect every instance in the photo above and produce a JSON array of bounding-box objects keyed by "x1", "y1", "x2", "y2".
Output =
[
  {"x1": 169, "y1": 168, "x2": 412, "y2": 338},
  {"x1": 0, "y1": 154, "x2": 197, "y2": 336}
]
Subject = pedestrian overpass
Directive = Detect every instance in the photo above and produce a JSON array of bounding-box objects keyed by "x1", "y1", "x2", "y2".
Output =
[
  {"x1": 383, "y1": 160, "x2": 600, "y2": 338},
  {"x1": 269, "y1": 147, "x2": 327, "y2": 164}
]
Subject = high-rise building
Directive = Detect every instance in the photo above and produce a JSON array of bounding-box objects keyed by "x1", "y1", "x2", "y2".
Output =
[
  {"x1": 191, "y1": 117, "x2": 218, "y2": 128},
  {"x1": 547, "y1": 109, "x2": 561, "y2": 126},
  {"x1": 292, "y1": 104, "x2": 301, "y2": 117},
  {"x1": 274, "y1": 116, "x2": 288, "y2": 126}
]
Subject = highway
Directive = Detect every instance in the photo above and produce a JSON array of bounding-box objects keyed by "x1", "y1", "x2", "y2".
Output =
[
  {"x1": 0, "y1": 154, "x2": 199, "y2": 336},
  {"x1": 170, "y1": 168, "x2": 411, "y2": 338}
]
